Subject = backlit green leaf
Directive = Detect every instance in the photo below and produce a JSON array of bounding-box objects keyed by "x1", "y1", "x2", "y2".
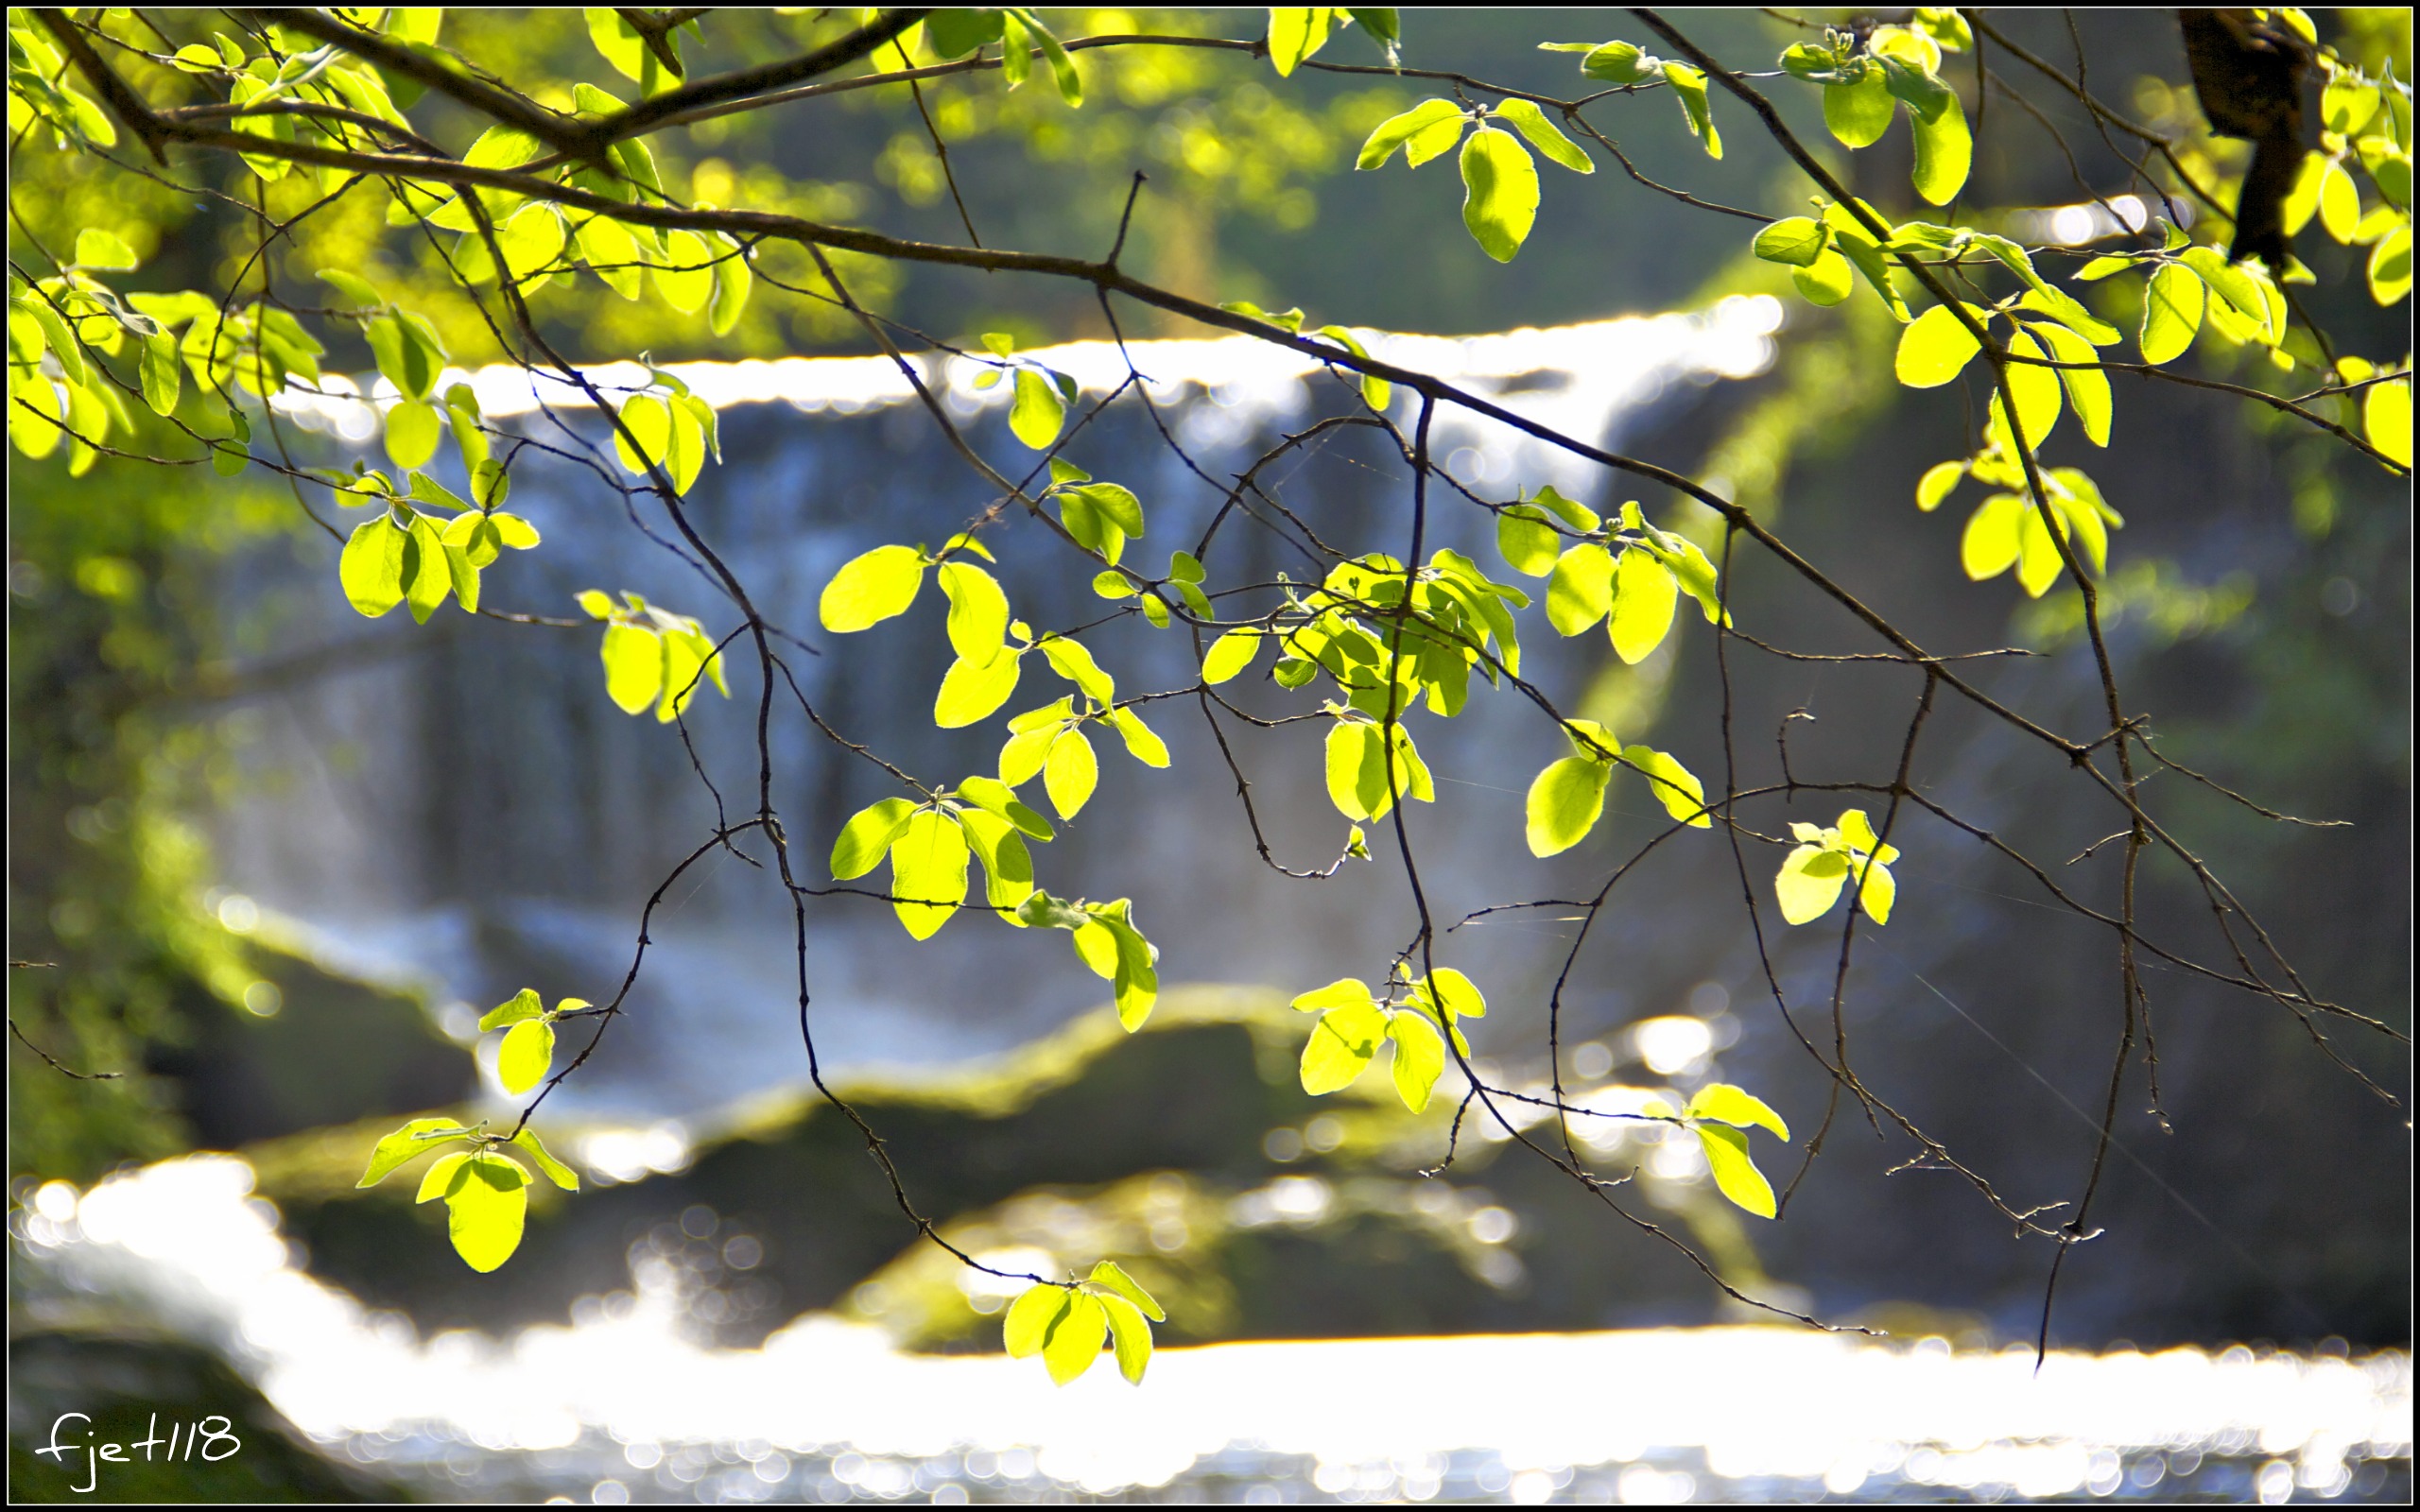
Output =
[
  {"x1": 1042, "y1": 1293, "x2": 1108, "y2": 1384},
  {"x1": 1665, "y1": 62, "x2": 1721, "y2": 158},
  {"x1": 1906, "y1": 82, "x2": 1970, "y2": 204},
  {"x1": 1099, "y1": 1293, "x2": 1152, "y2": 1384},
  {"x1": 2003, "y1": 328, "x2": 2064, "y2": 447},
  {"x1": 445, "y1": 1153, "x2": 530, "y2": 1271},
  {"x1": 890, "y1": 808, "x2": 971, "y2": 938},
  {"x1": 1824, "y1": 68, "x2": 1893, "y2": 148},
  {"x1": 652, "y1": 230, "x2": 714, "y2": 315},
  {"x1": 1043, "y1": 728, "x2": 1098, "y2": 820},
  {"x1": 938, "y1": 560, "x2": 1011, "y2": 666},
  {"x1": 1108, "y1": 706, "x2": 1169, "y2": 767},
  {"x1": 600, "y1": 622, "x2": 664, "y2": 713},
  {"x1": 936, "y1": 650, "x2": 1024, "y2": 728},
  {"x1": 1915, "y1": 459, "x2": 1963, "y2": 511},
  {"x1": 1010, "y1": 366, "x2": 1065, "y2": 449},
  {"x1": 497, "y1": 1017, "x2": 555, "y2": 1095},
  {"x1": 1388, "y1": 1007, "x2": 1446, "y2": 1112},
  {"x1": 1624, "y1": 745, "x2": 1710, "y2": 829},
  {"x1": 1546, "y1": 543, "x2": 1614, "y2": 635},
  {"x1": 1323, "y1": 720, "x2": 1387, "y2": 821},
  {"x1": 1685, "y1": 1084, "x2": 1789, "y2": 1141},
  {"x1": 1301, "y1": 999, "x2": 1388, "y2": 1093},
  {"x1": 386, "y1": 397, "x2": 441, "y2": 470},
  {"x1": 339, "y1": 517, "x2": 409, "y2": 618},
  {"x1": 1495, "y1": 505, "x2": 1562, "y2": 576},
  {"x1": 1775, "y1": 843, "x2": 1850, "y2": 923},
  {"x1": 1088, "y1": 1259, "x2": 1166, "y2": 1320},
  {"x1": 1893, "y1": 301, "x2": 1983, "y2": 387},
  {"x1": 1459, "y1": 127, "x2": 1539, "y2": 263},
  {"x1": 1961, "y1": 493, "x2": 2025, "y2": 580},
  {"x1": 511, "y1": 1127, "x2": 581, "y2": 1191},
  {"x1": 1356, "y1": 97, "x2": 1464, "y2": 170},
  {"x1": 1494, "y1": 98, "x2": 1592, "y2": 173},
  {"x1": 1752, "y1": 215, "x2": 1828, "y2": 267},
  {"x1": 480, "y1": 988, "x2": 544, "y2": 1030},
  {"x1": 820, "y1": 544, "x2": 926, "y2": 631},
  {"x1": 2365, "y1": 377, "x2": 2411, "y2": 469},
  {"x1": 1003, "y1": 1283, "x2": 1065, "y2": 1358},
  {"x1": 1202, "y1": 627, "x2": 1263, "y2": 684},
  {"x1": 1696, "y1": 1123, "x2": 1777, "y2": 1218},
  {"x1": 2030, "y1": 320, "x2": 2110, "y2": 446},
  {"x1": 2139, "y1": 263, "x2": 2203, "y2": 364},
  {"x1": 1525, "y1": 755, "x2": 1609, "y2": 857},
  {"x1": 833, "y1": 797, "x2": 917, "y2": 879},
  {"x1": 1608, "y1": 547, "x2": 1678, "y2": 664},
  {"x1": 416, "y1": 1150, "x2": 473, "y2": 1203},
  {"x1": 358, "y1": 1118, "x2": 470, "y2": 1187}
]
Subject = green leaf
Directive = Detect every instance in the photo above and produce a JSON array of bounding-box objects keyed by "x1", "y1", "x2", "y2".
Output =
[
  {"x1": 600, "y1": 622, "x2": 664, "y2": 713},
  {"x1": 937, "y1": 560, "x2": 1011, "y2": 666},
  {"x1": 140, "y1": 330, "x2": 182, "y2": 416},
  {"x1": 1301, "y1": 999, "x2": 1389, "y2": 1094},
  {"x1": 1624, "y1": 745, "x2": 1711, "y2": 829},
  {"x1": 416, "y1": 1150, "x2": 474, "y2": 1203},
  {"x1": 1546, "y1": 543, "x2": 1614, "y2": 635},
  {"x1": 2179, "y1": 246, "x2": 2271, "y2": 337},
  {"x1": 1822, "y1": 204, "x2": 1910, "y2": 320},
  {"x1": 927, "y1": 10, "x2": 1009, "y2": 60},
  {"x1": 1388, "y1": 1007, "x2": 1446, "y2": 1112},
  {"x1": 1824, "y1": 68, "x2": 1894, "y2": 148},
  {"x1": 1098, "y1": 1293, "x2": 1153, "y2": 1384},
  {"x1": 1685, "y1": 1083, "x2": 1789, "y2": 1141},
  {"x1": 1003, "y1": 1283, "x2": 1066, "y2": 1358},
  {"x1": 479, "y1": 988, "x2": 545, "y2": 1031},
  {"x1": 1608, "y1": 547, "x2": 1678, "y2": 664},
  {"x1": 495, "y1": 202, "x2": 566, "y2": 284},
  {"x1": 1038, "y1": 636, "x2": 1117, "y2": 702},
  {"x1": 936, "y1": 649, "x2": 1024, "y2": 728},
  {"x1": 1524, "y1": 756, "x2": 1609, "y2": 858},
  {"x1": 1089, "y1": 1259, "x2": 1167, "y2": 1321},
  {"x1": 2368, "y1": 225, "x2": 2411, "y2": 305},
  {"x1": 1357, "y1": 98, "x2": 1465, "y2": 170},
  {"x1": 890, "y1": 808, "x2": 971, "y2": 938},
  {"x1": 1291, "y1": 977, "x2": 1376, "y2": 1013},
  {"x1": 2365, "y1": 377, "x2": 2411, "y2": 469},
  {"x1": 2139, "y1": 262, "x2": 2204, "y2": 364},
  {"x1": 357, "y1": 1118, "x2": 470, "y2": 1187},
  {"x1": 1664, "y1": 62, "x2": 1721, "y2": 159},
  {"x1": 1010, "y1": 366, "x2": 1066, "y2": 449},
  {"x1": 338, "y1": 517, "x2": 408, "y2": 618},
  {"x1": 1042, "y1": 1293, "x2": 1108, "y2": 1385},
  {"x1": 1856, "y1": 856, "x2": 1896, "y2": 923},
  {"x1": 832, "y1": 797, "x2": 918, "y2": 879},
  {"x1": 1493, "y1": 98, "x2": 1592, "y2": 173},
  {"x1": 1266, "y1": 7, "x2": 1338, "y2": 77},
  {"x1": 1495, "y1": 505, "x2": 1562, "y2": 576},
  {"x1": 652, "y1": 231, "x2": 715, "y2": 315},
  {"x1": 445, "y1": 1153, "x2": 530, "y2": 1271},
  {"x1": 576, "y1": 214, "x2": 644, "y2": 300},
  {"x1": 2003, "y1": 328, "x2": 2064, "y2": 449},
  {"x1": 820, "y1": 544, "x2": 926, "y2": 632},
  {"x1": 2014, "y1": 500, "x2": 2066, "y2": 597},
  {"x1": 1576, "y1": 41, "x2": 1658, "y2": 85},
  {"x1": 511, "y1": 1127, "x2": 581, "y2": 1191},
  {"x1": 1201, "y1": 627, "x2": 1263, "y2": 684},
  {"x1": 1792, "y1": 248, "x2": 1856, "y2": 306},
  {"x1": 1961, "y1": 493, "x2": 2025, "y2": 580},
  {"x1": 1108, "y1": 706, "x2": 1169, "y2": 767},
  {"x1": 960, "y1": 808, "x2": 1037, "y2": 918},
  {"x1": 1752, "y1": 215, "x2": 1828, "y2": 267},
  {"x1": 1907, "y1": 88, "x2": 1970, "y2": 204},
  {"x1": 1315, "y1": 324, "x2": 1390, "y2": 410},
  {"x1": 1893, "y1": 301, "x2": 1983, "y2": 387},
  {"x1": 1775, "y1": 843, "x2": 1850, "y2": 924},
  {"x1": 385, "y1": 397, "x2": 441, "y2": 469},
  {"x1": 74, "y1": 228, "x2": 139, "y2": 271},
  {"x1": 2030, "y1": 320, "x2": 2110, "y2": 447},
  {"x1": 1459, "y1": 127, "x2": 1539, "y2": 263},
  {"x1": 709, "y1": 234, "x2": 752, "y2": 335},
  {"x1": 1323, "y1": 720, "x2": 1386, "y2": 821},
  {"x1": 1696, "y1": 1123, "x2": 1777, "y2": 1218},
  {"x1": 1043, "y1": 728, "x2": 1098, "y2": 820},
  {"x1": 498, "y1": 1017, "x2": 556, "y2": 1096}
]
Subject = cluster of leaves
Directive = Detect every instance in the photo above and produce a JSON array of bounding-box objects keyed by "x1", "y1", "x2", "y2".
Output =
[
  {"x1": 1636, "y1": 1084, "x2": 1793, "y2": 1219},
  {"x1": 1288, "y1": 969, "x2": 1482, "y2": 1115},
  {"x1": 1001, "y1": 1260, "x2": 1165, "y2": 1385},
  {"x1": 1773, "y1": 809, "x2": 1899, "y2": 928}
]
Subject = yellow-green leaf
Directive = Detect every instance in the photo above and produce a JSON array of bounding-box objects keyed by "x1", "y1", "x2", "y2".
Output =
[
  {"x1": 1004, "y1": 1284, "x2": 1067, "y2": 1358},
  {"x1": 1524, "y1": 755, "x2": 1609, "y2": 857},
  {"x1": 652, "y1": 230, "x2": 714, "y2": 315},
  {"x1": 1545, "y1": 543, "x2": 1614, "y2": 635},
  {"x1": 511, "y1": 1126, "x2": 581, "y2": 1191},
  {"x1": 1043, "y1": 1293, "x2": 1109, "y2": 1385},
  {"x1": 1908, "y1": 90, "x2": 1970, "y2": 204},
  {"x1": 339, "y1": 517, "x2": 409, "y2": 618},
  {"x1": 1088, "y1": 1259, "x2": 1166, "y2": 1320},
  {"x1": 1010, "y1": 367, "x2": 1066, "y2": 449},
  {"x1": 1323, "y1": 720, "x2": 1387, "y2": 821},
  {"x1": 2365, "y1": 377, "x2": 2411, "y2": 469},
  {"x1": 1300, "y1": 999, "x2": 1388, "y2": 1094},
  {"x1": 1201, "y1": 627, "x2": 1263, "y2": 684},
  {"x1": 1857, "y1": 857, "x2": 1896, "y2": 923},
  {"x1": 1608, "y1": 547, "x2": 1678, "y2": 664},
  {"x1": 1357, "y1": 97, "x2": 1464, "y2": 170},
  {"x1": 1752, "y1": 215, "x2": 1828, "y2": 267},
  {"x1": 2003, "y1": 328, "x2": 2063, "y2": 448},
  {"x1": 1696, "y1": 1123, "x2": 1777, "y2": 1218},
  {"x1": 1108, "y1": 706, "x2": 1169, "y2": 767},
  {"x1": 1624, "y1": 744, "x2": 1710, "y2": 829},
  {"x1": 1459, "y1": 126, "x2": 1539, "y2": 263},
  {"x1": 1388, "y1": 1008, "x2": 1446, "y2": 1112},
  {"x1": 1775, "y1": 843, "x2": 1850, "y2": 924},
  {"x1": 1824, "y1": 68, "x2": 1893, "y2": 148},
  {"x1": 935, "y1": 650, "x2": 1023, "y2": 728},
  {"x1": 1043, "y1": 727, "x2": 1099, "y2": 820},
  {"x1": 2139, "y1": 263, "x2": 2204, "y2": 365},
  {"x1": 1665, "y1": 61, "x2": 1721, "y2": 159},
  {"x1": 1098, "y1": 1293, "x2": 1153, "y2": 1384},
  {"x1": 937, "y1": 559, "x2": 1011, "y2": 666},
  {"x1": 1685, "y1": 1083, "x2": 1789, "y2": 1141},
  {"x1": 416, "y1": 1150, "x2": 473, "y2": 1203},
  {"x1": 2031, "y1": 321, "x2": 2110, "y2": 446},
  {"x1": 1916, "y1": 459, "x2": 1963, "y2": 511},
  {"x1": 497, "y1": 1017, "x2": 555, "y2": 1095},
  {"x1": 600, "y1": 622, "x2": 663, "y2": 713},
  {"x1": 445, "y1": 1153, "x2": 530, "y2": 1271},
  {"x1": 890, "y1": 808, "x2": 971, "y2": 939},
  {"x1": 1494, "y1": 98, "x2": 1592, "y2": 173},
  {"x1": 1893, "y1": 301, "x2": 1983, "y2": 387},
  {"x1": 820, "y1": 544, "x2": 925, "y2": 631},
  {"x1": 358, "y1": 1118, "x2": 470, "y2": 1187}
]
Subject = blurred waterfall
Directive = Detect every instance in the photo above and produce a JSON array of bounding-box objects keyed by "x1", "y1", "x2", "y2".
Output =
[{"x1": 210, "y1": 301, "x2": 1784, "y2": 1125}]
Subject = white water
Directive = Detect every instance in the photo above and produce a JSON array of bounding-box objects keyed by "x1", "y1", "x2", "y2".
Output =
[{"x1": 15, "y1": 1157, "x2": 2410, "y2": 1503}]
